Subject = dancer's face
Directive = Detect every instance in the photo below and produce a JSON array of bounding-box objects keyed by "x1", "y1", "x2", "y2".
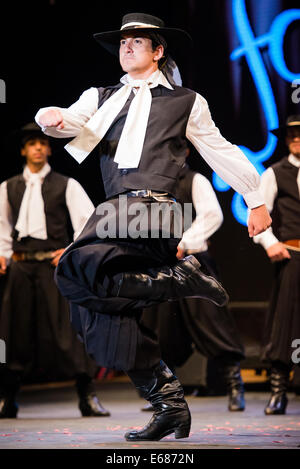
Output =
[
  {"x1": 119, "y1": 32, "x2": 163, "y2": 79},
  {"x1": 286, "y1": 127, "x2": 300, "y2": 159},
  {"x1": 21, "y1": 138, "x2": 51, "y2": 167}
]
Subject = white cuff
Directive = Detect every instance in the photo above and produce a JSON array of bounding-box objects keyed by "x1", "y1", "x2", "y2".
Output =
[
  {"x1": 253, "y1": 228, "x2": 279, "y2": 250},
  {"x1": 178, "y1": 237, "x2": 208, "y2": 253},
  {"x1": 0, "y1": 250, "x2": 13, "y2": 261},
  {"x1": 243, "y1": 189, "x2": 265, "y2": 209},
  {"x1": 35, "y1": 107, "x2": 52, "y2": 130}
]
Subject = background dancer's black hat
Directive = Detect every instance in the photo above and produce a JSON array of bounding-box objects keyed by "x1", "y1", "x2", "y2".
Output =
[
  {"x1": 270, "y1": 114, "x2": 300, "y2": 139},
  {"x1": 7, "y1": 122, "x2": 50, "y2": 150},
  {"x1": 18, "y1": 122, "x2": 49, "y2": 148},
  {"x1": 93, "y1": 12, "x2": 192, "y2": 57}
]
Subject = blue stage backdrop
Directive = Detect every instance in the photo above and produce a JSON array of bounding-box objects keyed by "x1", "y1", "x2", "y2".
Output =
[{"x1": 214, "y1": 0, "x2": 300, "y2": 226}]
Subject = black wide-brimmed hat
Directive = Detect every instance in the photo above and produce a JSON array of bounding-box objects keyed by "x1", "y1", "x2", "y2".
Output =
[
  {"x1": 3, "y1": 123, "x2": 51, "y2": 159},
  {"x1": 93, "y1": 12, "x2": 192, "y2": 56},
  {"x1": 19, "y1": 122, "x2": 49, "y2": 147},
  {"x1": 270, "y1": 114, "x2": 300, "y2": 139}
]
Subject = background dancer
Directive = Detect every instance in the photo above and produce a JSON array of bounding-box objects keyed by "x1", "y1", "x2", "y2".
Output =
[
  {"x1": 253, "y1": 115, "x2": 300, "y2": 415},
  {"x1": 0, "y1": 123, "x2": 110, "y2": 418},
  {"x1": 35, "y1": 13, "x2": 271, "y2": 441},
  {"x1": 141, "y1": 164, "x2": 246, "y2": 412}
]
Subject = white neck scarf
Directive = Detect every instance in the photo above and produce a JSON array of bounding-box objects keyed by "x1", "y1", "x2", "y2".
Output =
[
  {"x1": 15, "y1": 163, "x2": 51, "y2": 240},
  {"x1": 64, "y1": 70, "x2": 173, "y2": 167},
  {"x1": 288, "y1": 153, "x2": 300, "y2": 168}
]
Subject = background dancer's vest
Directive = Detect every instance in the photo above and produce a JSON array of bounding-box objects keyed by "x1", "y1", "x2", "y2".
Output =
[
  {"x1": 272, "y1": 157, "x2": 300, "y2": 242},
  {"x1": 7, "y1": 171, "x2": 73, "y2": 252}
]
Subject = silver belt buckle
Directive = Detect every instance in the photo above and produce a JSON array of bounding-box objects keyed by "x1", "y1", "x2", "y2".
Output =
[
  {"x1": 148, "y1": 190, "x2": 168, "y2": 198},
  {"x1": 130, "y1": 190, "x2": 142, "y2": 197},
  {"x1": 149, "y1": 191, "x2": 175, "y2": 202},
  {"x1": 135, "y1": 189, "x2": 150, "y2": 197},
  {"x1": 35, "y1": 251, "x2": 46, "y2": 261}
]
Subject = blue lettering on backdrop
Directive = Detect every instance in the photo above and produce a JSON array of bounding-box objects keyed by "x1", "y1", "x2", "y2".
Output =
[{"x1": 212, "y1": 0, "x2": 300, "y2": 225}]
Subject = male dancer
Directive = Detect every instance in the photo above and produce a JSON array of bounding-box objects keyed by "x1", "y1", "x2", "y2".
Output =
[
  {"x1": 254, "y1": 115, "x2": 300, "y2": 415},
  {"x1": 35, "y1": 13, "x2": 271, "y2": 441}
]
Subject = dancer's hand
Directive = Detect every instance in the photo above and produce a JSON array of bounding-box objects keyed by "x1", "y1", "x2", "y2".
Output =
[
  {"x1": 248, "y1": 204, "x2": 272, "y2": 237},
  {"x1": 0, "y1": 256, "x2": 7, "y2": 275},
  {"x1": 51, "y1": 249, "x2": 65, "y2": 267},
  {"x1": 266, "y1": 242, "x2": 291, "y2": 262},
  {"x1": 38, "y1": 110, "x2": 64, "y2": 130},
  {"x1": 176, "y1": 246, "x2": 185, "y2": 260}
]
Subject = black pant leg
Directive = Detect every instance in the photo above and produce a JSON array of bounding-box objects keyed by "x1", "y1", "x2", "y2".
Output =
[
  {"x1": 0, "y1": 261, "x2": 35, "y2": 373},
  {"x1": 33, "y1": 261, "x2": 97, "y2": 380}
]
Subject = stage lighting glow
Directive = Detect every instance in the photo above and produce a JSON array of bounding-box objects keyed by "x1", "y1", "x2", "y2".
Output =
[{"x1": 213, "y1": 0, "x2": 300, "y2": 225}]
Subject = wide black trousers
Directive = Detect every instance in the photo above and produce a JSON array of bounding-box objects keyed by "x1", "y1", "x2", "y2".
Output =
[
  {"x1": 55, "y1": 196, "x2": 180, "y2": 371},
  {"x1": 261, "y1": 249, "x2": 300, "y2": 366},
  {"x1": 0, "y1": 260, "x2": 97, "y2": 381},
  {"x1": 140, "y1": 250, "x2": 245, "y2": 368}
]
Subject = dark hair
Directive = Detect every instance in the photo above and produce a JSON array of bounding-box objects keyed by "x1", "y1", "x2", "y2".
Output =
[
  {"x1": 148, "y1": 32, "x2": 168, "y2": 69},
  {"x1": 21, "y1": 132, "x2": 50, "y2": 148}
]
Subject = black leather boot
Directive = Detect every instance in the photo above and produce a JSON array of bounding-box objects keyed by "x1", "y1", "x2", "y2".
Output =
[
  {"x1": 125, "y1": 361, "x2": 191, "y2": 441},
  {"x1": 264, "y1": 364, "x2": 289, "y2": 415},
  {"x1": 0, "y1": 396, "x2": 18, "y2": 419},
  {"x1": 0, "y1": 370, "x2": 20, "y2": 419},
  {"x1": 140, "y1": 364, "x2": 177, "y2": 412},
  {"x1": 113, "y1": 255, "x2": 228, "y2": 307},
  {"x1": 75, "y1": 374, "x2": 110, "y2": 417},
  {"x1": 223, "y1": 363, "x2": 245, "y2": 411},
  {"x1": 141, "y1": 402, "x2": 154, "y2": 411}
]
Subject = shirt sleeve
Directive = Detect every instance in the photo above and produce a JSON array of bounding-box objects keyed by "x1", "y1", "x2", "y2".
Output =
[
  {"x1": 252, "y1": 167, "x2": 279, "y2": 250},
  {"x1": 179, "y1": 173, "x2": 224, "y2": 252},
  {"x1": 0, "y1": 181, "x2": 13, "y2": 259},
  {"x1": 65, "y1": 178, "x2": 95, "y2": 240},
  {"x1": 186, "y1": 93, "x2": 264, "y2": 209},
  {"x1": 35, "y1": 87, "x2": 99, "y2": 138}
]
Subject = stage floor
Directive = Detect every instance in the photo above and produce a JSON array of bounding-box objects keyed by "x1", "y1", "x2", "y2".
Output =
[{"x1": 0, "y1": 380, "x2": 300, "y2": 450}]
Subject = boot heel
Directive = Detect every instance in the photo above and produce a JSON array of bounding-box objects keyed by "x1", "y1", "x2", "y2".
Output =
[{"x1": 175, "y1": 424, "x2": 190, "y2": 439}]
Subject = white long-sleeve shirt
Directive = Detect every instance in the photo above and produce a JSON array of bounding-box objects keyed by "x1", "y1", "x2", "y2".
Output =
[
  {"x1": 35, "y1": 71, "x2": 264, "y2": 209},
  {"x1": 179, "y1": 173, "x2": 223, "y2": 253},
  {"x1": 253, "y1": 154, "x2": 300, "y2": 250},
  {"x1": 0, "y1": 173, "x2": 95, "y2": 259}
]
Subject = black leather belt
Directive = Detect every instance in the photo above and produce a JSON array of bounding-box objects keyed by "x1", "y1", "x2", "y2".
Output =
[
  {"x1": 12, "y1": 251, "x2": 54, "y2": 262},
  {"x1": 284, "y1": 239, "x2": 300, "y2": 248}
]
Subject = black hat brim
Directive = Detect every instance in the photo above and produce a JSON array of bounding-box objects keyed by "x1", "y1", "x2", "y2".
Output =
[
  {"x1": 93, "y1": 27, "x2": 192, "y2": 57},
  {"x1": 9, "y1": 124, "x2": 50, "y2": 149},
  {"x1": 270, "y1": 127, "x2": 286, "y2": 138},
  {"x1": 271, "y1": 123, "x2": 300, "y2": 139}
]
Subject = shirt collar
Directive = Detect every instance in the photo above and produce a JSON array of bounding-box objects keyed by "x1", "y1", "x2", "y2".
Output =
[
  {"x1": 288, "y1": 153, "x2": 300, "y2": 168},
  {"x1": 23, "y1": 162, "x2": 51, "y2": 181},
  {"x1": 120, "y1": 69, "x2": 174, "y2": 90}
]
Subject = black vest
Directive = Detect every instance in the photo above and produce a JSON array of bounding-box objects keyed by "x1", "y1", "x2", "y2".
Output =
[
  {"x1": 6, "y1": 171, "x2": 73, "y2": 252},
  {"x1": 272, "y1": 157, "x2": 300, "y2": 242},
  {"x1": 97, "y1": 84, "x2": 197, "y2": 199}
]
